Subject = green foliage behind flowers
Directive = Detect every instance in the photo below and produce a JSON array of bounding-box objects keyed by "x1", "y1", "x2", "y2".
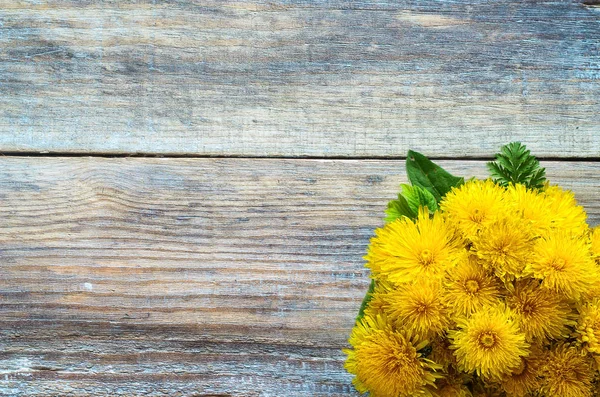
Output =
[
  {"x1": 487, "y1": 142, "x2": 546, "y2": 189},
  {"x1": 385, "y1": 184, "x2": 438, "y2": 223},
  {"x1": 406, "y1": 149, "x2": 464, "y2": 202}
]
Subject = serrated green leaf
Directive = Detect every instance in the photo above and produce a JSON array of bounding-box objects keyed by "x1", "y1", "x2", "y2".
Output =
[
  {"x1": 487, "y1": 142, "x2": 546, "y2": 189},
  {"x1": 529, "y1": 168, "x2": 546, "y2": 189},
  {"x1": 401, "y1": 184, "x2": 438, "y2": 214},
  {"x1": 406, "y1": 150, "x2": 464, "y2": 202},
  {"x1": 356, "y1": 279, "x2": 376, "y2": 323},
  {"x1": 384, "y1": 194, "x2": 416, "y2": 223}
]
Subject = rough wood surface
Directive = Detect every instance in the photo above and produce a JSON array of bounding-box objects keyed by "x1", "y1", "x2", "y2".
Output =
[
  {"x1": 0, "y1": 157, "x2": 598, "y2": 396},
  {"x1": 1, "y1": 1, "x2": 599, "y2": 157}
]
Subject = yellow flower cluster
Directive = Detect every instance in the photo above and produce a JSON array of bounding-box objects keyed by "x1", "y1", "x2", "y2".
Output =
[{"x1": 345, "y1": 179, "x2": 600, "y2": 397}]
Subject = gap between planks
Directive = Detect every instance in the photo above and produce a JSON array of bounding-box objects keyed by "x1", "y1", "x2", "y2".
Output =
[{"x1": 2, "y1": 152, "x2": 600, "y2": 162}]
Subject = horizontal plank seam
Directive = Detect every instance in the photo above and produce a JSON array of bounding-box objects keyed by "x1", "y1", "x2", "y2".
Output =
[{"x1": 1, "y1": 152, "x2": 600, "y2": 162}]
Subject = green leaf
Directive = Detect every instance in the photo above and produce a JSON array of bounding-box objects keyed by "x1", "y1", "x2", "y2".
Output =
[
  {"x1": 356, "y1": 279, "x2": 376, "y2": 323},
  {"x1": 384, "y1": 184, "x2": 439, "y2": 223},
  {"x1": 487, "y1": 142, "x2": 546, "y2": 189},
  {"x1": 401, "y1": 184, "x2": 438, "y2": 214},
  {"x1": 406, "y1": 150, "x2": 464, "y2": 202},
  {"x1": 384, "y1": 194, "x2": 416, "y2": 223}
]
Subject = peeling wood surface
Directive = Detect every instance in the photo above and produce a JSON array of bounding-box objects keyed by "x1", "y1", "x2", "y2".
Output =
[
  {"x1": 1, "y1": 1, "x2": 599, "y2": 157},
  {"x1": 0, "y1": 158, "x2": 599, "y2": 396}
]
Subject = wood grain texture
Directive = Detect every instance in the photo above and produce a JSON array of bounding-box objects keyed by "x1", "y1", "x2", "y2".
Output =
[
  {"x1": 0, "y1": 157, "x2": 599, "y2": 396},
  {"x1": 0, "y1": 0, "x2": 599, "y2": 157}
]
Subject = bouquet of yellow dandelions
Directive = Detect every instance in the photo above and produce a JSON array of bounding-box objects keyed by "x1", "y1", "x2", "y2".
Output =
[{"x1": 344, "y1": 142, "x2": 600, "y2": 397}]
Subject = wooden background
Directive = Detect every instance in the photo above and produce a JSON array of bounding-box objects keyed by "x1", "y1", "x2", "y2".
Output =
[{"x1": 1, "y1": 1, "x2": 599, "y2": 396}]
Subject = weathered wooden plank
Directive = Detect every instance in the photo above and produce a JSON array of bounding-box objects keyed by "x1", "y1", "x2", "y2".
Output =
[
  {"x1": 0, "y1": 1, "x2": 599, "y2": 157},
  {"x1": 0, "y1": 157, "x2": 599, "y2": 396}
]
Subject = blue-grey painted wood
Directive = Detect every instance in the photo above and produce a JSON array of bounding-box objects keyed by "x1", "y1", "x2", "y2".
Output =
[
  {"x1": 0, "y1": 1, "x2": 599, "y2": 157},
  {"x1": 0, "y1": 158, "x2": 599, "y2": 396}
]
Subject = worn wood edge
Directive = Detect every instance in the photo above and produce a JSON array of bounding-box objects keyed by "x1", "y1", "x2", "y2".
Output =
[{"x1": 2, "y1": 152, "x2": 600, "y2": 161}]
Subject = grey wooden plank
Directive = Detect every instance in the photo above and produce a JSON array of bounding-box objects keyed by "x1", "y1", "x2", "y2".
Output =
[
  {"x1": 0, "y1": 1, "x2": 599, "y2": 157},
  {"x1": 0, "y1": 157, "x2": 598, "y2": 396}
]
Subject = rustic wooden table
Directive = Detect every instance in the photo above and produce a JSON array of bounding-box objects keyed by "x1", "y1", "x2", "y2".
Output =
[{"x1": 1, "y1": 1, "x2": 599, "y2": 396}]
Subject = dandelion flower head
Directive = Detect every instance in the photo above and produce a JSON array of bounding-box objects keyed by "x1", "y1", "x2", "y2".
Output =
[
  {"x1": 344, "y1": 314, "x2": 442, "y2": 397},
  {"x1": 448, "y1": 306, "x2": 530, "y2": 380},
  {"x1": 365, "y1": 209, "x2": 462, "y2": 284}
]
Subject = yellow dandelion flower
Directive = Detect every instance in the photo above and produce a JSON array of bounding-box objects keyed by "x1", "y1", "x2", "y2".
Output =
[
  {"x1": 448, "y1": 306, "x2": 529, "y2": 380},
  {"x1": 435, "y1": 368, "x2": 473, "y2": 397},
  {"x1": 472, "y1": 391, "x2": 503, "y2": 397},
  {"x1": 499, "y1": 346, "x2": 543, "y2": 397},
  {"x1": 363, "y1": 280, "x2": 394, "y2": 318},
  {"x1": 471, "y1": 381, "x2": 505, "y2": 397},
  {"x1": 438, "y1": 383, "x2": 473, "y2": 397},
  {"x1": 386, "y1": 279, "x2": 449, "y2": 340},
  {"x1": 594, "y1": 380, "x2": 600, "y2": 397},
  {"x1": 365, "y1": 209, "x2": 462, "y2": 284},
  {"x1": 586, "y1": 274, "x2": 600, "y2": 300},
  {"x1": 529, "y1": 231, "x2": 596, "y2": 300},
  {"x1": 440, "y1": 179, "x2": 508, "y2": 239},
  {"x1": 506, "y1": 183, "x2": 553, "y2": 236},
  {"x1": 506, "y1": 279, "x2": 573, "y2": 342},
  {"x1": 472, "y1": 390, "x2": 502, "y2": 397},
  {"x1": 583, "y1": 260, "x2": 600, "y2": 300},
  {"x1": 472, "y1": 218, "x2": 533, "y2": 280},
  {"x1": 544, "y1": 185, "x2": 588, "y2": 236},
  {"x1": 444, "y1": 253, "x2": 502, "y2": 317},
  {"x1": 540, "y1": 343, "x2": 595, "y2": 397},
  {"x1": 575, "y1": 299, "x2": 600, "y2": 355},
  {"x1": 344, "y1": 314, "x2": 442, "y2": 397},
  {"x1": 429, "y1": 336, "x2": 457, "y2": 369},
  {"x1": 591, "y1": 226, "x2": 600, "y2": 262}
]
